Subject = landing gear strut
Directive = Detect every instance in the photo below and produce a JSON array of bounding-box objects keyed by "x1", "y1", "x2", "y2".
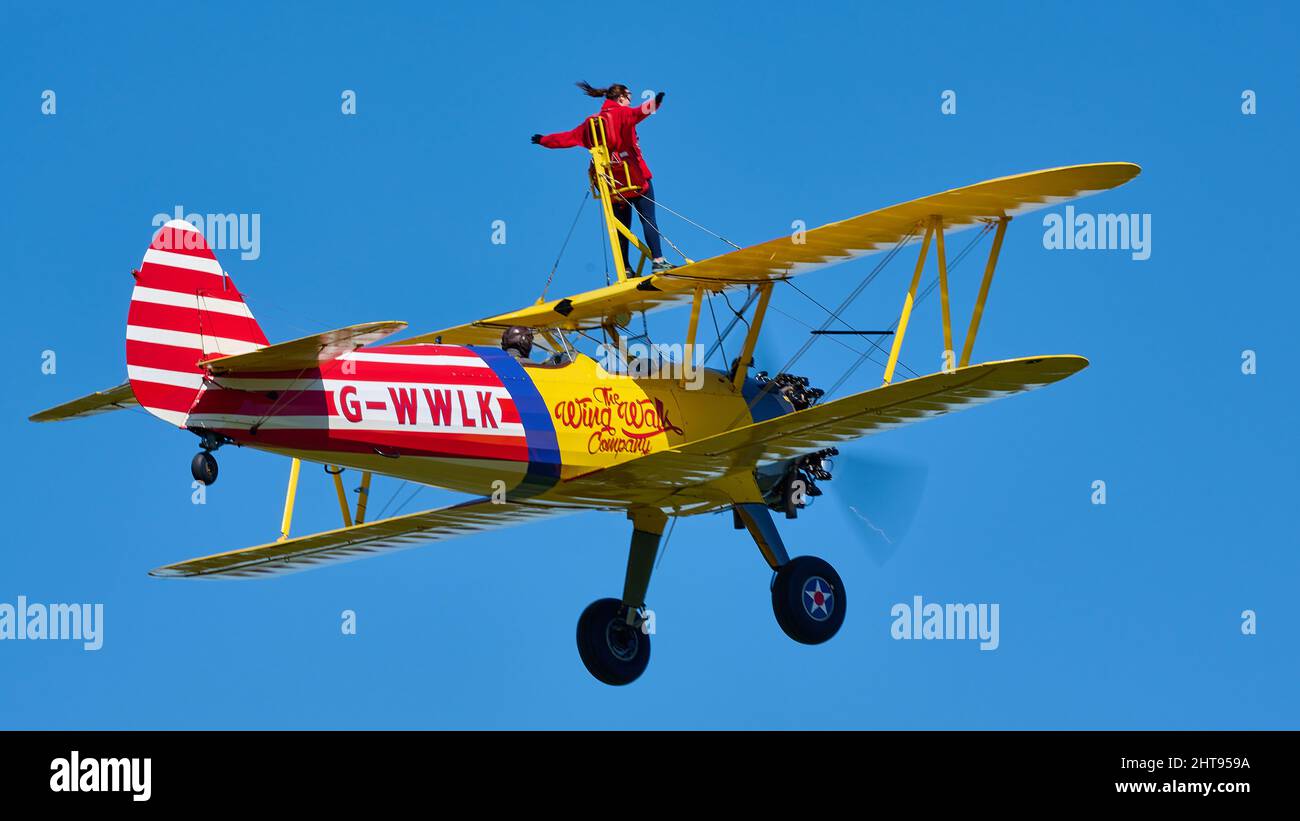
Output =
[
  {"x1": 188, "y1": 429, "x2": 226, "y2": 486},
  {"x1": 576, "y1": 508, "x2": 663, "y2": 686},
  {"x1": 734, "y1": 502, "x2": 847, "y2": 645}
]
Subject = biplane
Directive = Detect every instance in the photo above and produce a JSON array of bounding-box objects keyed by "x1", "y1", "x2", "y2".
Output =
[{"x1": 30, "y1": 129, "x2": 1139, "y2": 684}]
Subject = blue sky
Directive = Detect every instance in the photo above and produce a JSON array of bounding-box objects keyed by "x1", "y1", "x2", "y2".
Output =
[{"x1": 2, "y1": 1, "x2": 1296, "y2": 728}]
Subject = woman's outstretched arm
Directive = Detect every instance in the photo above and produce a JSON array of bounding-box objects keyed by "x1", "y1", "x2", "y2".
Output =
[{"x1": 533, "y1": 120, "x2": 589, "y2": 148}]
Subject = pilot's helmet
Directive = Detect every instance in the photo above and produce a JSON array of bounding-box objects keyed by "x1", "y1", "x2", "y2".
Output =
[{"x1": 502, "y1": 325, "x2": 534, "y2": 359}]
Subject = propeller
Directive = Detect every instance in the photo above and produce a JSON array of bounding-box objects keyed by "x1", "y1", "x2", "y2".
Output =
[
  {"x1": 748, "y1": 327, "x2": 929, "y2": 566},
  {"x1": 824, "y1": 448, "x2": 929, "y2": 566}
]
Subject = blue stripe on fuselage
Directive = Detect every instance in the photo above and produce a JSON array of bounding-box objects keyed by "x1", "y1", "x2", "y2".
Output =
[{"x1": 472, "y1": 346, "x2": 561, "y2": 498}]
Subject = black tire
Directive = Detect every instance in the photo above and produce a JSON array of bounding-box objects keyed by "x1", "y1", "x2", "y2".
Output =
[
  {"x1": 576, "y1": 598, "x2": 650, "y2": 686},
  {"x1": 771, "y1": 555, "x2": 845, "y2": 644},
  {"x1": 191, "y1": 451, "x2": 218, "y2": 485}
]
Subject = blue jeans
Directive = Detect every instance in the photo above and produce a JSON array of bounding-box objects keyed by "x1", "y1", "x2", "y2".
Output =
[{"x1": 614, "y1": 180, "x2": 664, "y2": 264}]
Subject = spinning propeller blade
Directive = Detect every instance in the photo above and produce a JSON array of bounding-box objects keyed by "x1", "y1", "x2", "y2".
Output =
[{"x1": 825, "y1": 449, "x2": 929, "y2": 566}]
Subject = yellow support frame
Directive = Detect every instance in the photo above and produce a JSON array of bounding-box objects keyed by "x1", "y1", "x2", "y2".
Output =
[
  {"x1": 681, "y1": 286, "x2": 704, "y2": 388},
  {"x1": 883, "y1": 222, "x2": 935, "y2": 384},
  {"x1": 731, "y1": 283, "x2": 773, "y2": 390},
  {"x1": 274, "y1": 462, "x2": 376, "y2": 540},
  {"x1": 355, "y1": 471, "x2": 372, "y2": 524},
  {"x1": 538, "y1": 329, "x2": 563, "y2": 356},
  {"x1": 603, "y1": 323, "x2": 636, "y2": 368},
  {"x1": 587, "y1": 117, "x2": 652, "y2": 282},
  {"x1": 933, "y1": 216, "x2": 954, "y2": 369},
  {"x1": 277, "y1": 458, "x2": 302, "y2": 542},
  {"x1": 884, "y1": 216, "x2": 1012, "y2": 383},
  {"x1": 329, "y1": 466, "x2": 353, "y2": 528},
  {"x1": 959, "y1": 217, "x2": 1009, "y2": 367}
]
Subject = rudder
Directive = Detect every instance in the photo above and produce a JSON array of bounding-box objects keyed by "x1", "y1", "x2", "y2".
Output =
[{"x1": 126, "y1": 219, "x2": 268, "y2": 427}]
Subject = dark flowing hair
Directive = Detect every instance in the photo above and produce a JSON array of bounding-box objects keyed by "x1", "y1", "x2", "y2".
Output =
[{"x1": 576, "y1": 81, "x2": 631, "y2": 100}]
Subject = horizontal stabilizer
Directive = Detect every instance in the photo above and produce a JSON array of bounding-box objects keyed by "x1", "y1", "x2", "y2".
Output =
[
  {"x1": 199, "y1": 321, "x2": 407, "y2": 374},
  {"x1": 29, "y1": 382, "x2": 137, "y2": 423}
]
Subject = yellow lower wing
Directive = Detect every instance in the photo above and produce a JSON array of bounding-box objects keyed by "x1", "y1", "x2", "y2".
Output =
[
  {"x1": 549, "y1": 355, "x2": 1088, "y2": 506},
  {"x1": 151, "y1": 356, "x2": 1085, "y2": 577},
  {"x1": 150, "y1": 497, "x2": 570, "y2": 578}
]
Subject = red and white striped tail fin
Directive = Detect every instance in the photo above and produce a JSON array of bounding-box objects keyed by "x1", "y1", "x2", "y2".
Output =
[{"x1": 126, "y1": 219, "x2": 269, "y2": 427}]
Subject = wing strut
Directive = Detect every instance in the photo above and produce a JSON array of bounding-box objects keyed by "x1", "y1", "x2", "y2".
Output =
[
  {"x1": 278, "y1": 460, "x2": 376, "y2": 540},
  {"x1": 278, "y1": 458, "x2": 302, "y2": 542},
  {"x1": 682, "y1": 285, "x2": 705, "y2": 388},
  {"x1": 960, "y1": 216, "x2": 1009, "y2": 367},
  {"x1": 884, "y1": 216, "x2": 1011, "y2": 384},
  {"x1": 731, "y1": 283, "x2": 774, "y2": 389},
  {"x1": 884, "y1": 222, "x2": 935, "y2": 384}
]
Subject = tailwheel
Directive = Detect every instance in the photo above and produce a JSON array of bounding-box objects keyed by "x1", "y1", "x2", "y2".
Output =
[
  {"x1": 576, "y1": 598, "x2": 651, "y2": 686},
  {"x1": 771, "y1": 555, "x2": 846, "y2": 644},
  {"x1": 190, "y1": 451, "x2": 218, "y2": 485}
]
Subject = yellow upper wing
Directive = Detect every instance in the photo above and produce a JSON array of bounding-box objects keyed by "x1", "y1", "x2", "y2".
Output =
[
  {"x1": 150, "y1": 497, "x2": 571, "y2": 578},
  {"x1": 397, "y1": 163, "x2": 1140, "y2": 346},
  {"x1": 546, "y1": 355, "x2": 1088, "y2": 508}
]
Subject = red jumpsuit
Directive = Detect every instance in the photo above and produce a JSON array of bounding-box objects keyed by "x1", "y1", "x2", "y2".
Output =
[
  {"x1": 537, "y1": 98, "x2": 664, "y2": 262},
  {"x1": 537, "y1": 98, "x2": 655, "y2": 182}
]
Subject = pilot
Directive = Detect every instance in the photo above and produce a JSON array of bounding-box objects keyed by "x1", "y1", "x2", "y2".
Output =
[{"x1": 501, "y1": 325, "x2": 534, "y2": 360}]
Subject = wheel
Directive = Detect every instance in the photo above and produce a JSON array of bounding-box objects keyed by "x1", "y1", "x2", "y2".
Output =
[
  {"x1": 576, "y1": 598, "x2": 651, "y2": 686},
  {"x1": 191, "y1": 451, "x2": 218, "y2": 485},
  {"x1": 771, "y1": 555, "x2": 845, "y2": 644}
]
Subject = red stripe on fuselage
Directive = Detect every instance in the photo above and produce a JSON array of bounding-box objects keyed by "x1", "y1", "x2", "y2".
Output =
[
  {"x1": 206, "y1": 426, "x2": 530, "y2": 462},
  {"x1": 188, "y1": 384, "x2": 519, "y2": 423}
]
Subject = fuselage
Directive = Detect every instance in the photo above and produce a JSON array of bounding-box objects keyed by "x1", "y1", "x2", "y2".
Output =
[{"x1": 188, "y1": 345, "x2": 796, "y2": 505}]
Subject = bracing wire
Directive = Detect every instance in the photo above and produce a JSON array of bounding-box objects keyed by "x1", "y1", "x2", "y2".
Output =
[
  {"x1": 823, "y1": 222, "x2": 994, "y2": 398},
  {"x1": 782, "y1": 278, "x2": 917, "y2": 378},
  {"x1": 391, "y1": 483, "x2": 425, "y2": 517},
  {"x1": 706, "y1": 291, "x2": 728, "y2": 367},
  {"x1": 594, "y1": 168, "x2": 740, "y2": 264},
  {"x1": 743, "y1": 227, "x2": 919, "y2": 413},
  {"x1": 539, "y1": 190, "x2": 590, "y2": 302},
  {"x1": 615, "y1": 183, "x2": 743, "y2": 250},
  {"x1": 653, "y1": 515, "x2": 678, "y2": 571},
  {"x1": 704, "y1": 287, "x2": 761, "y2": 363},
  {"x1": 374, "y1": 481, "x2": 408, "y2": 520},
  {"x1": 766, "y1": 301, "x2": 907, "y2": 378}
]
